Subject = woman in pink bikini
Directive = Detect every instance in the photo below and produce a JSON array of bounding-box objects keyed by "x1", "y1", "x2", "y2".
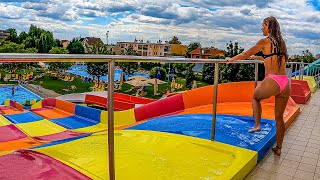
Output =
[{"x1": 226, "y1": 16, "x2": 289, "y2": 155}]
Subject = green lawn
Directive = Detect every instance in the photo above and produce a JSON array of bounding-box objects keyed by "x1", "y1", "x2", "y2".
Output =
[
  {"x1": 0, "y1": 70, "x2": 210, "y2": 99},
  {"x1": 30, "y1": 75, "x2": 95, "y2": 95},
  {"x1": 117, "y1": 77, "x2": 209, "y2": 99}
]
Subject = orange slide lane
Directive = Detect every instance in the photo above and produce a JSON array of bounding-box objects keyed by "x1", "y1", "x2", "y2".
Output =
[
  {"x1": 0, "y1": 137, "x2": 43, "y2": 151},
  {"x1": 180, "y1": 81, "x2": 300, "y2": 129},
  {"x1": 120, "y1": 82, "x2": 300, "y2": 130}
]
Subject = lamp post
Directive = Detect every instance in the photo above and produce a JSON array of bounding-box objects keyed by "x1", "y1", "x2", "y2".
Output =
[{"x1": 106, "y1": 31, "x2": 109, "y2": 45}]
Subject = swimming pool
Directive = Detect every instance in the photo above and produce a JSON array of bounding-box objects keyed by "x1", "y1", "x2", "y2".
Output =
[
  {"x1": 66, "y1": 65, "x2": 150, "y2": 82},
  {"x1": 0, "y1": 85, "x2": 42, "y2": 105}
]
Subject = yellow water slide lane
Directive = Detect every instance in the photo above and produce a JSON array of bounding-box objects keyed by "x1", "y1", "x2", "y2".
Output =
[
  {"x1": 0, "y1": 115, "x2": 11, "y2": 126},
  {"x1": 73, "y1": 109, "x2": 136, "y2": 133},
  {"x1": 16, "y1": 119, "x2": 66, "y2": 137},
  {"x1": 31, "y1": 100, "x2": 42, "y2": 109},
  {"x1": 35, "y1": 130, "x2": 257, "y2": 180}
]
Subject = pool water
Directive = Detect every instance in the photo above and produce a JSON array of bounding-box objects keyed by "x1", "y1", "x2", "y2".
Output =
[
  {"x1": 66, "y1": 65, "x2": 150, "y2": 82},
  {"x1": 0, "y1": 85, "x2": 42, "y2": 105}
]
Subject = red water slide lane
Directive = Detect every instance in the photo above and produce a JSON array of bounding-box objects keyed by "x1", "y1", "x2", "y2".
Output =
[
  {"x1": 85, "y1": 93, "x2": 155, "y2": 111},
  {"x1": 290, "y1": 79, "x2": 311, "y2": 104},
  {"x1": 134, "y1": 94, "x2": 185, "y2": 121},
  {"x1": 0, "y1": 150, "x2": 91, "y2": 180}
]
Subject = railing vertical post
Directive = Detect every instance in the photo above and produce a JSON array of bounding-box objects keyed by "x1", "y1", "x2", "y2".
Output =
[
  {"x1": 287, "y1": 63, "x2": 292, "y2": 88},
  {"x1": 298, "y1": 62, "x2": 301, "y2": 80},
  {"x1": 290, "y1": 63, "x2": 293, "y2": 79},
  {"x1": 318, "y1": 67, "x2": 320, "y2": 87},
  {"x1": 299, "y1": 62, "x2": 304, "y2": 80},
  {"x1": 211, "y1": 62, "x2": 219, "y2": 141},
  {"x1": 293, "y1": 64, "x2": 297, "y2": 79},
  {"x1": 108, "y1": 60, "x2": 115, "y2": 180},
  {"x1": 313, "y1": 66, "x2": 316, "y2": 77},
  {"x1": 254, "y1": 62, "x2": 259, "y2": 88}
]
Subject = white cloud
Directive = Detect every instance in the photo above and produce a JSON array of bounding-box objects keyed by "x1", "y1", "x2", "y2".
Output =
[
  {"x1": 0, "y1": 3, "x2": 28, "y2": 19},
  {"x1": 0, "y1": 0, "x2": 319, "y2": 55}
]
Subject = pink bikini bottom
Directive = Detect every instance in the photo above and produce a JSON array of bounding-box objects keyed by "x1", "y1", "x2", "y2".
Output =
[{"x1": 265, "y1": 74, "x2": 289, "y2": 93}]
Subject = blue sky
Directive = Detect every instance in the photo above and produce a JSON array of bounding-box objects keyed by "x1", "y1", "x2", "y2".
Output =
[{"x1": 0, "y1": 0, "x2": 319, "y2": 56}]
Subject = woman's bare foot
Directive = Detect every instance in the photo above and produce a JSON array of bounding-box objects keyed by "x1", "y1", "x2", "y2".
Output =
[
  {"x1": 248, "y1": 126, "x2": 261, "y2": 132},
  {"x1": 272, "y1": 146, "x2": 282, "y2": 155}
]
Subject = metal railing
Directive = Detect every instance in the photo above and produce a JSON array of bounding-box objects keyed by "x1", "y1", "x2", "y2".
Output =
[
  {"x1": 290, "y1": 61, "x2": 320, "y2": 87},
  {"x1": 0, "y1": 53, "x2": 318, "y2": 180}
]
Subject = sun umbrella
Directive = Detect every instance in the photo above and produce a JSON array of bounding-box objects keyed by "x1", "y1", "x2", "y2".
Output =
[
  {"x1": 147, "y1": 78, "x2": 167, "y2": 85},
  {"x1": 125, "y1": 78, "x2": 151, "y2": 87},
  {"x1": 119, "y1": 72, "x2": 124, "y2": 85},
  {"x1": 127, "y1": 76, "x2": 149, "y2": 81},
  {"x1": 171, "y1": 78, "x2": 175, "y2": 92},
  {"x1": 157, "y1": 67, "x2": 161, "y2": 79},
  {"x1": 154, "y1": 79, "x2": 159, "y2": 95},
  {"x1": 192, "y1": 80, "x2": 197, "y2": 89},
  {"x1": 169, "y1": 69, "x2": 174, "y2": 81}
]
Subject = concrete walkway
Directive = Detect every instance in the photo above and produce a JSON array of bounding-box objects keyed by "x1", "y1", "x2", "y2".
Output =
[
  {"x1": 245, "y1": 91, "x2": 320, "y2": 180},
  {"x1": 22, "y1": 83, "x2": 61, "y2": 98}
]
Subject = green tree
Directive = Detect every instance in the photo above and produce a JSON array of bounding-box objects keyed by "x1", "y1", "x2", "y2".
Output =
[
  {"x1": 140, "y1": 62, "x2": 161, "y2": 70},
  {"x1": 301, "y1": 50, "x2": 315, "y2": 63},
  {"x1": 0, "y1": 41, "x2": 37, "y2": 53},
  {"x1": 23, "y1": 24, "x2": 55, "y2": 53},
  {"x1": 172, "y1": 63, "x2": 188, "y2": 77},
  {"x1": 23, "y1": 36, "x2": 34, "y2": 49},
  {"x1": 0, "y1": 41, "x2": 38, "y2": 71},
  {"x1": 49, "y1": 47, "x2": 69, "y2": 54},
  {"x1": 67, "y1": 39, "x2": 85, "y2": 54},
  {"x1": 202, "y1": 41, "x2": 256, "y2": 84},
  {"x1": 118, "y1": 46, "x2": 138, "y2": 75},
  {"x1": 54, "y1": 39, "x2": 62, "y2": 47},
  {"x1": 87, "y1": 41, "x2": 113, "y2": 55},
  {"x1": 225, "y1": 41, "x2": 244, "y2": 57},
  {"x1": 6, "y1": 28, "x2": 18, "y2": 43},
  {"x1": 24, "y1": 48, "x2": 38, "y2": 53},
  {"x1": 86, "y1": 62, "x2": 108, "y2": 84},
  {"x1": 0, "y1": 41, "x2": 27, "y2": 53},
  {"x1": 219, "y1": 41, "x2": 249, "y2": 83},
  {"x1": 202, "y1": 55, "x2": 224, "y2": 84},
  {"x1": 48, "y1": 46, "x2": 72, "y2": 72},
  {"x1": 37, "y1": 32, "x2": 55, "y2": 53},
  {"x1": 185, "y1": 64, "x2": 195, "y2": 89},
  {"x1": 169, "y1": 36, "x2": 181, "y2": 44},
  {"x1": 85, "y1": 41, "x2": 111, "y2": 84},
  {"x1": 48, "y1": 63, "x2": 72, "y2": 72},
  {"x1": 19, "y1": 31, "x2": 28, "y2": 44}
]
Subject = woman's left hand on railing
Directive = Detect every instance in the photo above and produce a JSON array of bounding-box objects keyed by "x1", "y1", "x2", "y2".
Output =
[{"x1": 225, "y1": 57, "x2": 235, "y2": 63}]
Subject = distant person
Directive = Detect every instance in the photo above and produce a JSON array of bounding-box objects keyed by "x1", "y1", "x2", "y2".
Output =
[
  {"x1": 122, "y1": 73, "x2": 126, "y2": 81},
  {"x1": 226, "y1": 16, "x2": 289, "y2": 155},
  {"x1": 12, "y1": 85, "x2": 15, "y2": 95}
]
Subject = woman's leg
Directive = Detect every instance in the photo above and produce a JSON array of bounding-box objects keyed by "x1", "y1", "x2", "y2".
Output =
[
  {"x1": 273, "y1": 84, "x2": 290, "y2": 155},
  {"x1": 249, "y1": 78, "x2": 280, "y2": 132}
]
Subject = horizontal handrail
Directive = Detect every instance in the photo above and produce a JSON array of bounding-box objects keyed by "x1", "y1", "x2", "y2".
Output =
[
  {"x1": 0, "y1": 53, "x2": 263, "y2": 63},
  {"x1": 0, "y1": 54, "x2": 315, "y2": 65}
]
